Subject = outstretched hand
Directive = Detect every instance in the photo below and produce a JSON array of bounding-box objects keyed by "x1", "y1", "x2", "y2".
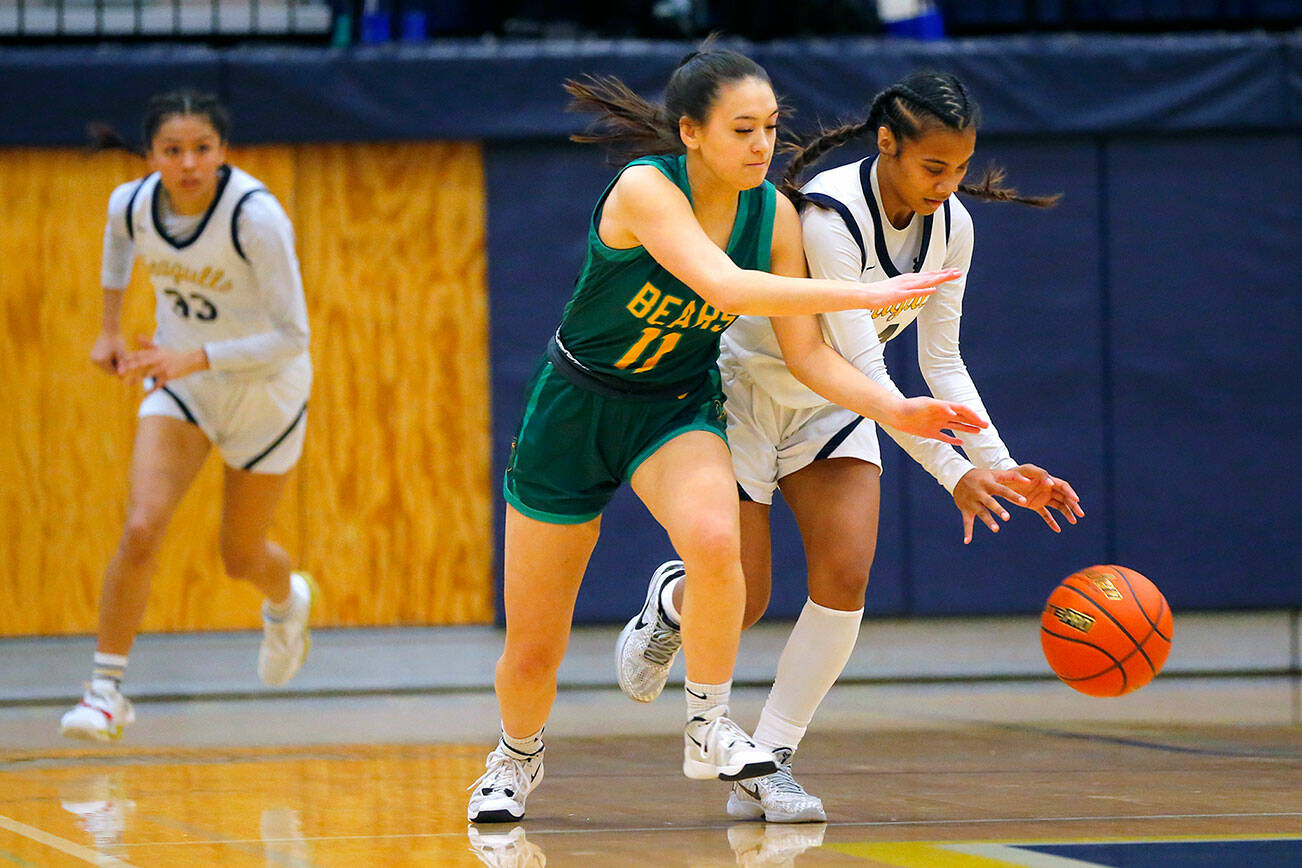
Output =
[
  {"x1": 952, "y1": 464, "x2": 1085, "y2": 543},
  {"x1": 860, "y1": 268, "x2": 961, "y2": 310},
  {"x1": 891, "y1": 396, "x2": 987, "y2": 446},
  {"x1": 953, "y1": 468, "x2": 1032, "y2": 544},
  {"x1": 118, "y1": 336, "x2": 209, "y2": 393},
  {"x1": 1003, "y1": 463, "x2": 1084, "y2": 533}
]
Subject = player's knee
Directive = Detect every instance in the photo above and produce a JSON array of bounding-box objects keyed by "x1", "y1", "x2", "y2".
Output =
[
  {"x1": 673, "y1": 521, "x2": 739, "y2": 573},
  {"x1": 498, "y1": 643, "x2": 564, "y2": 685},
  {"x1": 117, "y1": 511, "x2": 168, "y2": 562},
  {"x1": 809, "y1": 559, "x2": 871, "y2": 610}
]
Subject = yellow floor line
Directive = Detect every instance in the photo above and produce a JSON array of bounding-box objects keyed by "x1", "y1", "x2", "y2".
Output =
[{"x1": 827, "y1": 842, "x2": 1025, "y2": 867}]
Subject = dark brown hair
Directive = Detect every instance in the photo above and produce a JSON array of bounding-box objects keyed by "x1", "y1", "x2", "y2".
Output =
[
  {"x1": 89, "y1": 89, "x2": 231, "y2": 157},
  {"x1": 565, "y1": 34, "x2": 773, "y2": 164},
  {"x1": 780, "y1": 70, "x2": 1058, "y2": 209}
]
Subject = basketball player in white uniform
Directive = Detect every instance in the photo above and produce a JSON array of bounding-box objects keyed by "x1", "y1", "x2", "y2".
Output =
[
  {"x1": 617, "y1": 71, "x2": 1084, "y2": 820},
  {"x1": 60, "y1": 91, "x2": 317, "y2": 742}
]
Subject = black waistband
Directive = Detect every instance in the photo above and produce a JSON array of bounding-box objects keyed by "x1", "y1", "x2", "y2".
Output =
[{"x1": 545, "y1": 333, "x2": 706, "y2": 402}]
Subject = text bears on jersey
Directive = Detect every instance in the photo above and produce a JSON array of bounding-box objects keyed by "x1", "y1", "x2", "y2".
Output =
[{"x1": 626, "y1": 282, "x2": 738, "y2": 332}]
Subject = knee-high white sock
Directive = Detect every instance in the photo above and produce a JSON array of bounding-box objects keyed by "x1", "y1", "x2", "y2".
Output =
[{"x1": 752, "y1": 598, "x2": 863, "y2": 752}]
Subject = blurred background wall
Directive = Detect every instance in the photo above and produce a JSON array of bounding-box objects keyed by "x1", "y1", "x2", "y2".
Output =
[{"x1": 0, "y1": 2, "x2": 1298, "y2": 634}]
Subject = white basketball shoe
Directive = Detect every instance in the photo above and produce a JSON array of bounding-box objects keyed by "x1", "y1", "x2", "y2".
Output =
[
  {"x1": 683, "y1": 705, "x2": 779, "y2": 781},
  {"x1": 615, "y1": 560, "x2": 684, "y2": 702},
  {"x1": 467, "y1": 743, "x2": 544, "y2": 824},
  {"x1": 258, "y1": 571, "x2": 316, "y2": 686},
  {"x1": 59, "y1": 686, "x2": 135, "y2": 742},
  {"x1": 727, "y1": 748, "x2": 826, "y2": 823}
]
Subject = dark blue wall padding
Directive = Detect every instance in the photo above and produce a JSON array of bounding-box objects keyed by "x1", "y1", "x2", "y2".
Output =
[
  {"x1": 903, "y1": 137, "x2": 1111, "y2": 614},
  {"x1": 2, "y1": 33, "x2": 1299, "y2": 147},
  {"x1": 1105, "y1": 134, "x2": 1302, "y2": 611}
]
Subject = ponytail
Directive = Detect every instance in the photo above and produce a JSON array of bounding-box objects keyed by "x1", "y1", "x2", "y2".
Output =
[{"x1": 566, "y1": 34, "x2": 772, "y2": 165}]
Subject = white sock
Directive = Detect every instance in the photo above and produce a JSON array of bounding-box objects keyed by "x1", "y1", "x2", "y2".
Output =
[
  {"x1": 499, "y1": 724, "x2": 544, "y2": 759},
  {"x1": 752, "y1": 598, "x2": 863, "y2": 751},
  {"x1": 685, "y1": 679, "x2": 730, "y2": 718},
  {"x1": 91, "y1": 652, "x2": 128, "y2": 693},
  {"x1": 264, "y1": 587, "x2": 295, "y2": 620},
  {"x1": 659, "y1": 576, "x2": 683, "y2": 628}
]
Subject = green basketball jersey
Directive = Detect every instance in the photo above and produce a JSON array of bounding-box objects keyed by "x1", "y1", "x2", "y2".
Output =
[{"x1": 553, "y1": 153, "x2": 777, "y2": 394}]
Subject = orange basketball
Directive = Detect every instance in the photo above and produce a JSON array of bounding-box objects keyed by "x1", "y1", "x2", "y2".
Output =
[{"x1": 1040, "y1": 564, "x2": 1172, "y2": 696}]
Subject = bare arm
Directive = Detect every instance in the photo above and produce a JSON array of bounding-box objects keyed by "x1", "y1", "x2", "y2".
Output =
[
  {"x1": 766, "y1": 198, "x2": 986, "y2": 444},
  {"x1": 602, "y1": 166, "x2": 958, "y2": 316}
]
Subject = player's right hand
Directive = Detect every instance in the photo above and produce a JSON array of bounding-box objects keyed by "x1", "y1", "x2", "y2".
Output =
[
  {"x1": 90, "y1": 331, "x2": 128, "y2": 375},
  {"x1": 889, "y1": 395, "x2": 986, "y2": 446},
  {"x1": 857, "y1": 268, "x2": 961, "y2": 309}
]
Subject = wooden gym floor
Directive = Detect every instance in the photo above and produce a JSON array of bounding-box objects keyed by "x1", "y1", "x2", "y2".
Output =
[{"x1": 1, "y1": 618, "x2": 1299, "y2": 865}]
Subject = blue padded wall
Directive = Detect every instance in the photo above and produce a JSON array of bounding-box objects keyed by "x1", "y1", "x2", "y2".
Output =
[{"x1": 1105, "y1": 134, "x2": 1302, "y2": 610}]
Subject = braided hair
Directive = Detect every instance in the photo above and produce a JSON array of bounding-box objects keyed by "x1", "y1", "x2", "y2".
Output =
[{"x1": 780, "y1": 71, "x2": 1058, "y2": 209}]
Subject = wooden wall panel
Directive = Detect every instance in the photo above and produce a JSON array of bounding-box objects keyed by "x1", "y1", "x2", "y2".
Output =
[
  {"x1": 0, "y1": 142, "x2": 492, "y2": 636},
  {"x1": 292, "y1": 142, "x2": 493, "y2": 627}
]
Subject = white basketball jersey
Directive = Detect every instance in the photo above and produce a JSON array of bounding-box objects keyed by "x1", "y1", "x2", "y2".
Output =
[
  {"x1": 722, "y1": 156, "x2": 960, "y2": 409},
  {"x1": 124, "y1": 166, "x2": 290, "y2": 375}
]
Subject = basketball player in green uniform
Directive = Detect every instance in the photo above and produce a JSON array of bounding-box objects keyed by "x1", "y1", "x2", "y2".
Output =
[{"x1": 468, "y1": 42, "x2": 989, "y2": 823}]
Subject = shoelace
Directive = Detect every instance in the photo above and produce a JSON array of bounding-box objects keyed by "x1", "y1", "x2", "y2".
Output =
[
  {"x1": 642, "y1": 617, "x2": 681, "y2": 666},
  {"x1": 707, "y1": 714, "x2": 756, "y2": 751},
  {"x1": 762, "y1": 766, "x2": 808, "y2": 796},
  {"x1": 468, "y1": 752, "x2": 530, "y2": 797}
]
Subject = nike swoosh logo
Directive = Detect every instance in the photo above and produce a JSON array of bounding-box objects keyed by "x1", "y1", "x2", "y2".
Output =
[
  {"x1": 685, "y1": 688, "x2": 707, "y2": 700},
  {"x1": 633, "y1": 615, "x2": 649, "y2": 630}
]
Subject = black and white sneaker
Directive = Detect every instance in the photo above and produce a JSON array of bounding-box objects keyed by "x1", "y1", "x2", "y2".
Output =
[
  {"x1": 615, "y1": 560, "x2": 685, "y2": 703},
  {"x1": 467, "y1": 743, "x2": 544, "y2": 823},
  {"x1": 727, "y1": 748, "x2": 826, "y2": 822},
  {"x1": 683, "y1": 705, "x2": 778, "y2": 781}
]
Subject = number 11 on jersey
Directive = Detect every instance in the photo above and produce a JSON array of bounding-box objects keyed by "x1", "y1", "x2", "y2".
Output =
[{"x1": 615, "y1": 327, "x2": 681, "y2": 373}]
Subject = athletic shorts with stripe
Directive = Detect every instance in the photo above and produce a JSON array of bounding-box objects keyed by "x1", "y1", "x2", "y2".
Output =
[
  {"x1": 504, "y1": 360, "x2": 728, "y2": 524},
  {"x1": 722, "y1": 363, "x2": 881, "y2": 506},
  {"x1": 139, "y1": 360, "x2": 310, "y2": 475}
]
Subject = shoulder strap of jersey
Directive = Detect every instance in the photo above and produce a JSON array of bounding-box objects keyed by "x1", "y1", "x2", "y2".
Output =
[
  {"x1": 802, "y1": 193, "x2": 865, "y2": 273},
  {"x1": 231, "y1": 187, "x2": 270, "y2": 262},
  {"x1": 860, "y1": 156, "x2": 934, "y2": 276},
  {"x1": 124, "y1": 176, "x2": 149, "y2": 240}
]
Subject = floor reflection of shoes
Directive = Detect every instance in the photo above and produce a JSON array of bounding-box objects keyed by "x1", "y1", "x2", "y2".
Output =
[
  {"x1": 261, "y1": 807, "x2": 312, "y2": 867},
  {"x1": 727, "y1": 822, "x2": 827, "y2": 868},
  {"x1": 60, "y1": 774, "x2": 135, "y2": 852},
  {"x1": 467, "y1": 824, "x2": 547, "y2": 868}
]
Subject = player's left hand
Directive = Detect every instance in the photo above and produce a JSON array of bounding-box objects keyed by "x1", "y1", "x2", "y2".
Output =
[
  {"x1": 952, "y1": 468, "x2": 1033, "y2": 544},
  {"x1": 1003, "y1": 463, "x2": 1084, "y2": 533},
  {"x1": 118, "y1": 336, "x2": 209, "y2": 393}
]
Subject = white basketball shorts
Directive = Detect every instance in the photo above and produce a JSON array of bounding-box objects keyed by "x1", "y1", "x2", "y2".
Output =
[
  {"x1": 139, "y1": 361, "x2": 310, "y2": 475},
  {"x1": 722, "y1": 364, "x2": 881, "y2": 505}
]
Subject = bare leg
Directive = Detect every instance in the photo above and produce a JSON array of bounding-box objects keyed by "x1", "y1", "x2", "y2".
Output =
[
  {"x1": 781, "y1": 457, "x2": 880, "y2": 609},
  {"x1": 219, "y1": 466, "x2": 293, "y2": 603},
  {"x1": 631, "y1": 431, "x2": 744, "y2": 685},
  {"x1": 496, "y1": 506, "x2": 599, "y2": 737},
  {"x1": 667, "y1": 499, "x2": 770, "y2": 630},
  {"x1": 96, "y1": 416, "x2": 210, "y2": 656}
]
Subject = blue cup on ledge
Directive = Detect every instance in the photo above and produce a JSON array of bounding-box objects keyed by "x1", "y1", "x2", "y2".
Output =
[{"x1": 359, "y1": 0, "x2": 392, "y2": 43}]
